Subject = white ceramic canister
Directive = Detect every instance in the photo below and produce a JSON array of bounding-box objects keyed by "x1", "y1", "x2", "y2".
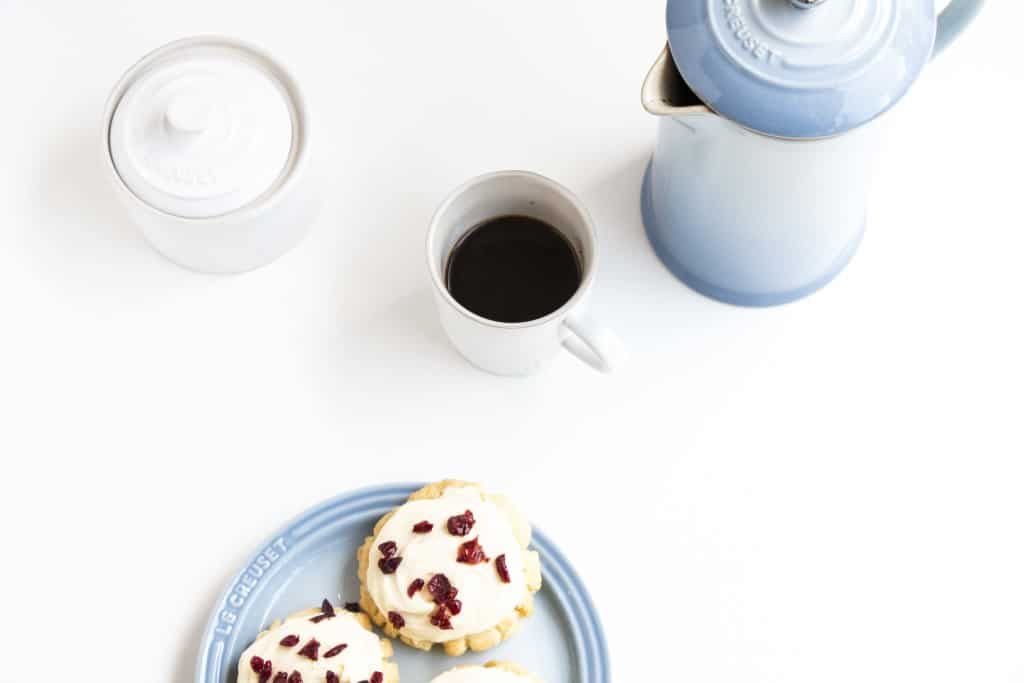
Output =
[{"x1": 103, "y1": 36, "x2": 320, "y2": 274}]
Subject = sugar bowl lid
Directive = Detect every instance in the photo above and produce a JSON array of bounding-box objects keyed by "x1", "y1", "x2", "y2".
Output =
[
  {"x1": 108, "y1": 37, "x2": 297, "y2": 218},
  {"x1": 666, "y1": 0, "x2": 936, "y2": 138}
]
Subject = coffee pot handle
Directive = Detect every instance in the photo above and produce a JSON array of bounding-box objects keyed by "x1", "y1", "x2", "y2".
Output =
[
  {"x1": 562, "y1": 312, "x2": 625, "y2": 374},
  {"x1": 934, "y1": 0, "x2": 985, "y2": 57}
]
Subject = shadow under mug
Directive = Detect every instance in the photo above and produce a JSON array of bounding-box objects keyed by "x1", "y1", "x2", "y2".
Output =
[{"x1": 427, "y1": 170, "x2": 623, "y2": 376}]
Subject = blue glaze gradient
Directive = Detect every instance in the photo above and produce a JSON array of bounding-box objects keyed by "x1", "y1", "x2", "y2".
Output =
[{"x1": 641, "y1": 162, "x2": 866, "y2": 307}]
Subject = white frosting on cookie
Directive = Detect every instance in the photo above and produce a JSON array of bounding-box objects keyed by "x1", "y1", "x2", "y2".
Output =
[
  {"x1": 367, "y1": 486, "x2": 527, "y2": 641},
  {"x1": 430, "y1": 667, "x2": 533, "y2": 683},
  {"x1": 238, "y1": 609, "x2": 384, "y2": 683}
]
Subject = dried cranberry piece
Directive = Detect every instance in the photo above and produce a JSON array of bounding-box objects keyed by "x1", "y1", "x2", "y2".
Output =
[
  {"x1": 273, "y1": 673, "x2": 288, "y2": 683},
  {"x1": 310, "y1": 598, "x2": 337, "y2": 623},
  {"x1": 495, "y1": 554, "x2": 511, "y2": 583},
  {"x1": 288, "y1": 672, "x2": 303, "y2": 683},
  {"x1": 279, "y1": 634, "x2": 300, "y2": 647},
  {"x1": 412, "y1": 521, "x2": 434, "y2": 533},
  {"x1": 326, "y1": 673, "x2": 339, "y2": 683},
  {"x1": 378, "y1": 556, "x2": 403, "y2": 574},
  {"x1": 430, "y1": 605, "x2": 454, "y2": 630},
  {"x1": 445, "y1": 598, "x2": 462, "y2": 615},
  {"x1": 370, "y1": 673, "x2": 384, "y2": 683},
  {"x1": 446, "y1": 510, "x2": 476, "y2": 536},
  {"x1": 250, "y1": 656, "x2": 265, "y2": 673},
  {"x1": 387, "y1": 611, "x2": 405, "y2": 629},
  {"x1": 344, "y1": 602, "x2": 361, "y2": 613},
  {"x1": 378, "y1": 541, "x2": 398, "y2": 558},
  {"x1": 426, "y1": 574, "x2": 457, "y2": 603},
  {"x1": 323, "y1": 643, "x2": 348, "y2": 658},
  {"x1": 407, "y1": 578, "x2": 425, "y2": 598},
  {"x1": 456, "y1": 537, "x2": 489, "y2": 564},
  {"x1": 298, "y1": 638, "x2": 320, "y2": 660},
  {"x1": 259, "y1": 660, "x2": 274, "y2": 683}
]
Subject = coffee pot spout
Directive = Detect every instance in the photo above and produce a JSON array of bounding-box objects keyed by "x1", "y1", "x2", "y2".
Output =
[{"x1": 642, "y1": 45, "x2": 709, "y2": 118}]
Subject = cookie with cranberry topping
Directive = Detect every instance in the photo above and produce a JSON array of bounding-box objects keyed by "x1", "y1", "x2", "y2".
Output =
[
  {"x1": 237, "y1": 602, "x2": 398, "y2": 683},
  {"x1": 357, "y1": 480, "x2": 542, "y2": 656}
]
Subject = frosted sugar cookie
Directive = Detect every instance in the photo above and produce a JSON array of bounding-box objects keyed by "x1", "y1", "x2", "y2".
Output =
[
  {"x1": 357, "y1": 480, "x2": 542, "y2": 655},
  {"x1": 430, "y1": 661, "x2": 542, "y2": 683},
  {"x1": 238, "y1": 600, "x2": 398, "y2": 683}
]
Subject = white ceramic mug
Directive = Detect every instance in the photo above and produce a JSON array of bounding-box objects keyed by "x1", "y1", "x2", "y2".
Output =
[{"x1": 427, "y1": 171, "x2": 623, "y2": 376}]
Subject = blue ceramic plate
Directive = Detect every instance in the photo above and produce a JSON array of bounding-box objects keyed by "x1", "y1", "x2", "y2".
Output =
[{"x1": 196, "y1": 484, "x2": 610, "y2": 683}]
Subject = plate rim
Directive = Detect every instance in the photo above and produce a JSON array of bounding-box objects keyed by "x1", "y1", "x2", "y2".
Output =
[{"x1": 194, "y1": 482, "x2": 611, "y2": 683}]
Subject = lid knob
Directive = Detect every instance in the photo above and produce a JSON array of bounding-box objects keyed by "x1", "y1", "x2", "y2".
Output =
[
  {"x1": 165, "y1": 93, "x2": 214, "y2": 135},
  {"x1": 789, "y1": 0, "x2": 829, "y2": 7}
]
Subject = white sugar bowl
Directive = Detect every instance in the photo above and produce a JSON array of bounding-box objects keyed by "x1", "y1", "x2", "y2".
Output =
[{"x1": 103, "y1": 36, "x2": 320, "y2": 274}]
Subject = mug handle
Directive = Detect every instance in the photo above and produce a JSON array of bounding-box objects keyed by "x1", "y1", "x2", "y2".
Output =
[
  {"x1": 934, "y1": 0, "x2": 985, "y2": 57},
  {"x1": 562, "y1": 312, "x2": 625, "y2": 374}
]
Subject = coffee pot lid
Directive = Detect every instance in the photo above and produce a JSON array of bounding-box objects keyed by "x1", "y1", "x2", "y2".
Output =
[
  {"x1": 665, "y1": 0, "x2": 936, "y2": 138},
  {"x1": 108, "y1": 38, "x2": 296, "y2": 218}
]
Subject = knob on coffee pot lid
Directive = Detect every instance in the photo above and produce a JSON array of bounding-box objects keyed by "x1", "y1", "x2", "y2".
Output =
[
  {"x1": 108, "y1": 38, "x2": 296, "y2": 218},
  {"x1": 664, "y1": 0, "x2": 936, "y2": 138}
]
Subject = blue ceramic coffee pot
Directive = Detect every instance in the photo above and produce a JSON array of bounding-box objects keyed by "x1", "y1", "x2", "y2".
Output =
[{"x1": 641, "y1": 0, "x2": 986, "y2": 306}]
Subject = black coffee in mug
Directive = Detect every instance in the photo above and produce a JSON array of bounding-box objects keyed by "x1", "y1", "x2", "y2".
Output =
[{"x1": 445, "y1": 215, "x2": 582, "y2": 324}]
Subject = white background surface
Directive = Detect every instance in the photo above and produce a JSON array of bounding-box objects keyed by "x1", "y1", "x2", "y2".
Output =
[{"x1": 1, "y1": 1, "x2": 1022, "y2": 682}]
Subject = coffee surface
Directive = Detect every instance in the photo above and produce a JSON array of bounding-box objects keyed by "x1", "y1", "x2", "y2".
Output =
[{"x1": 445, "y1": 215, "x2": 582, "y2": 323}]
